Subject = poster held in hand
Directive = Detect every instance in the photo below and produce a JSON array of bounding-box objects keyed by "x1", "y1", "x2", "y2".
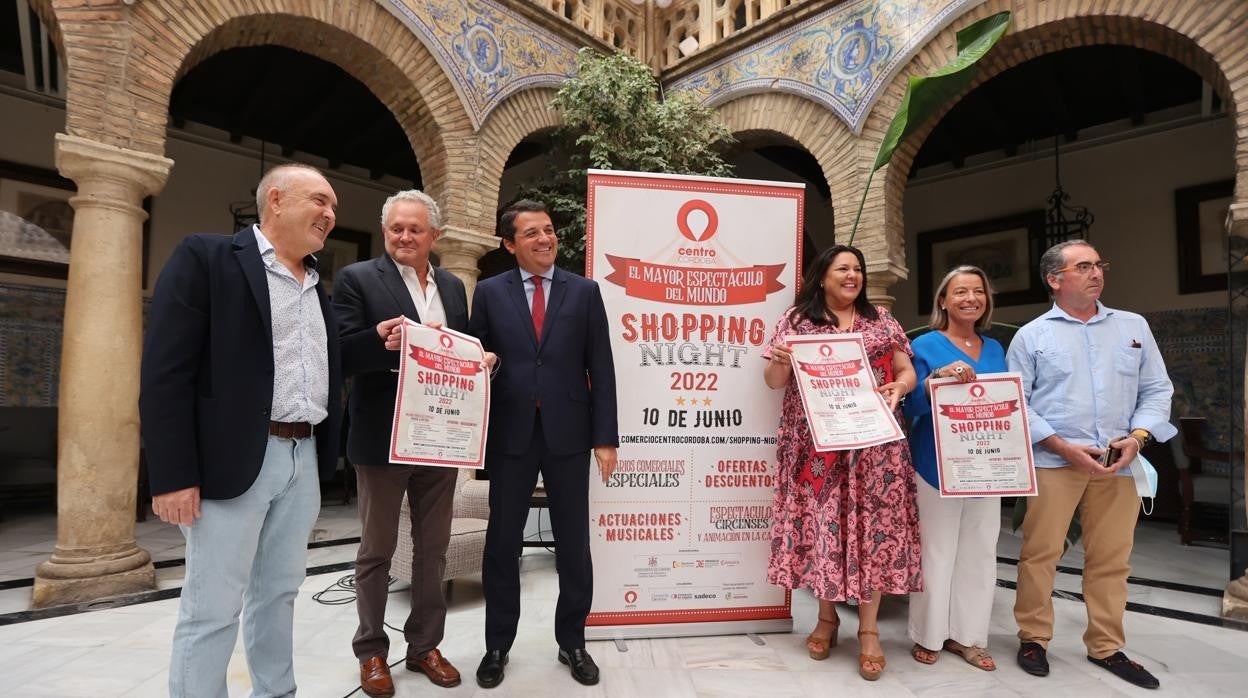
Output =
[{"x1": 389, "y1": 319, "x2": 490, "y2": 469}]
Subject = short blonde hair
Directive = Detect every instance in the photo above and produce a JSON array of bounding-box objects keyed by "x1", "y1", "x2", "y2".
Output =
[{"x1": 929, "y1": 265, "x2": 995, "y2": 331}]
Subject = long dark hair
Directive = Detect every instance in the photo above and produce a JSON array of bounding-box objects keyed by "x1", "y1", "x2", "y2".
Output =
[{"x1": 788, "y1": 244, "x2": 878, "y2": 327}]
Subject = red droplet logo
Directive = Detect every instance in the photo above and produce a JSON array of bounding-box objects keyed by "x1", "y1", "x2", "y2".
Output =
[{"x1": 677, "y1": 199, "x2": 718, "y2": 242}]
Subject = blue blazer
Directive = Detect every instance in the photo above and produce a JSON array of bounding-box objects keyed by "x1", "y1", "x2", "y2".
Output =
[
  {"x1": 468, "y1": 266, "x2": 618, "y2": 457},
  {"x1": 139, "y1": 228, "x2": 343, "y2": 499},
  {"x1": 333, "y1": 255, "x2": 469, "y2": 466}
]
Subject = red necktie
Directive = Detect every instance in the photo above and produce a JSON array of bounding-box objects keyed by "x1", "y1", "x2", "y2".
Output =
[{"x1": 531, "y1": 276, "x2": 545, "y2": 341}]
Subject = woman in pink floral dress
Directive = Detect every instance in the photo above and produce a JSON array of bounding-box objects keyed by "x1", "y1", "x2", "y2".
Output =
[{"x1": 763, "y1": 245, "x2": 922, "y2": 681}]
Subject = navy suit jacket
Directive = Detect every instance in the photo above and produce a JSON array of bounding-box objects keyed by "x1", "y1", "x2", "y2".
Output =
[
  {"x1": 468, "y1": 266, "x2": 618, "y2": 457},
  {"x1": 332, "y1": 255, "x2": 469, "y2": 466},
  {"x1": 139, "y1": 228, "x2": 343, "y2": 499}
]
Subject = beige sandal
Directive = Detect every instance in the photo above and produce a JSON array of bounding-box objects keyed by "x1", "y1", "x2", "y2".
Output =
[
  {"x1": 857, "y1": 630, "x2": 885, "y2": 680},
  {"x1": 943, "y1": 640, "x2": 996, "y2": 671},
  {"x1": 911, "y1": 643, "x2": 939, "y2": 665}
]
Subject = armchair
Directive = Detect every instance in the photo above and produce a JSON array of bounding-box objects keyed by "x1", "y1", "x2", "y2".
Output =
[{"x1": 391, "y1": 468, "x2": 489, "y2": 585}]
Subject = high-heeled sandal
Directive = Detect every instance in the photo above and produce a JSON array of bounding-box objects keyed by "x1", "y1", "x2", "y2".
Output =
[
  {"x1": 857, "y1": 629, "x2": 886, "y2": 680},
  {"x1": 805, "y1": 614, "x2": 840, "y2": 660}
]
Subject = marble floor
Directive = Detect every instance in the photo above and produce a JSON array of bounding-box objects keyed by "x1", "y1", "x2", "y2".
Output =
[{"x1": 0, "y1": 503, "x2": 1244, "y2": 696}]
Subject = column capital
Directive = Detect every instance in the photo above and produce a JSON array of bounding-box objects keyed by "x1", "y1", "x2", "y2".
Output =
[
  {"x1": 438, "y1": 224, "x2": 500, "y2": 257},
  {"x1": 1228, "y1": 201, "x2": 1248, "y2": 236},
  {"x1": 55, "y1": 133, "x2": 173, "y2": 198},
  {"x1": 865, "y1": 264, "x2": 905, "y2": 311},
  {"x1": 436, "y1": 225, "x2": 501, "y2": 302}
]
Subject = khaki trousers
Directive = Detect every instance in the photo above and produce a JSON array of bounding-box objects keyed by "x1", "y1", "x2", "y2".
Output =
[{"x1": 1014, "y1": 466, "x2": 1139, "y2": 658}]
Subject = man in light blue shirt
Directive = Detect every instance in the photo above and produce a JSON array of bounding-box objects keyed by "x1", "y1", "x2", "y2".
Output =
[{"x1": 1007, "y1": 240, "x2": 1173, "y2": 690}]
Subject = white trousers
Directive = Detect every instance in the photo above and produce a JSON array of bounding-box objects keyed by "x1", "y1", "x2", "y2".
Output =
[{"x1": 907, "y1": 477, "x2": 1001, "y2": 650}]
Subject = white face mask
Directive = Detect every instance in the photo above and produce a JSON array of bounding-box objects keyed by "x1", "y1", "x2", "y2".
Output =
[{"x1": 1129, "y1": 454, "x2": 1159, "y2": 515}]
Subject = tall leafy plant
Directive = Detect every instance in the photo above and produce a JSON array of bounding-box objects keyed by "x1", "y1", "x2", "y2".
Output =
[
  {"x1": 516, "y1": 48, "x2": 736, "y2": 272},
  {"x1": 848, "y1": 11, "x2": 1012, "y2": 245}
]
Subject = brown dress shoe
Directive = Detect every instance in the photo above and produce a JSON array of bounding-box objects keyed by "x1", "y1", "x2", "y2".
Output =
[
  {"x1": 407, "y1": 647, "x2": 462, "y2": 687},
  {"x1": 359, "y1": 656, "x2": 395, "y2": 697}
]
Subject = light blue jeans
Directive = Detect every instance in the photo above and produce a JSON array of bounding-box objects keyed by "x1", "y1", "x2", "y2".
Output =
[{"x1": 169, "y1": 435, "x2": 321, "y2": 698}]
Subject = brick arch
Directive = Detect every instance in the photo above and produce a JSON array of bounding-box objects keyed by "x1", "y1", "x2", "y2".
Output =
[
  {"x1": 716, "y1": 92, "x2": 858, "y2": 245},
  {"x1": 53, "y1": 0, "x2": 470, "y2": 204},
  {"x1": 863, "y1": 0, "x2": 1248, "y2": 265},
  {"x1": 464, "y1": 87, "x2": 565, "y2": 232}
]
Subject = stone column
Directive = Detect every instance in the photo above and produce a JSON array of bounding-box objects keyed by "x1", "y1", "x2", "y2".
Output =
[
  {"x1": 865, "y1": 267, "x2": 902, "y2": 312},
  {"x1": 437, "y1": 225, "x2": 500, "y2": 303},
  {"x1": 33, "y1": 134, "x2": 173, "y2": 608},
  {"x1": 1225, "y1": 200, "x2": 1248, "y2": 620}
]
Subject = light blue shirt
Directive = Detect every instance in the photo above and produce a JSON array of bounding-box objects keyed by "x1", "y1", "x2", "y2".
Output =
[
  {"x1": 1006, "y1": 301, "x2": 1175, "y2": 474},
  {"x1": 518, "y1": 266, "x2": 555, "y2": 312}
]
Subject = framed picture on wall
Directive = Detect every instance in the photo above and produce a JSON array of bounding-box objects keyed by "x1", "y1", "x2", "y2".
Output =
[
  {"x1": 1175, "y1": 179, "x2": 1235, "y2": 294},
  {"x1": 916, "y1": 210, "x2": 1047, "y2": 311},
  {"x1": 319, "y1": 226, "x2": 371, "y2": 296},
  {"x1": 0, "y1": 159, "x2": 153, "y2": 288}
]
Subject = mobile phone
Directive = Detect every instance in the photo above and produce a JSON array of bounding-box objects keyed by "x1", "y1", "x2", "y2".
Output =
[{"x1": 1101, "y1": 445, "x2": 1120, "y2": 468}]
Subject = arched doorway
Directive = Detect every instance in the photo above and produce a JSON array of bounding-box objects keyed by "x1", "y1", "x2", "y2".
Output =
[
  {"x1": 892, "y1": 41, "x2": 1235, "y2": 595},
  {"x1": 160, "y1": 44, "x2": 424, "y2": 286},
  {"x1": 726, "y1": 132, "x2": 834, "y2": 280}
]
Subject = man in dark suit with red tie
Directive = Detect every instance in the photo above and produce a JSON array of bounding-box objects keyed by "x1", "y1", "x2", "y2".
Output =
[{"x1": 468, "y1": 199, "x2": 619, "y2": 688}]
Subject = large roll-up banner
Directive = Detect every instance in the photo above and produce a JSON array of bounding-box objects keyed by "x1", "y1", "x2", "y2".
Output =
[{"x1": 585, "y1": 170, "x2": 802, "y2": 639}]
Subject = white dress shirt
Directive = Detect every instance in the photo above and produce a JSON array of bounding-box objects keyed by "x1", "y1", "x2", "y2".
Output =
[
  {"x1": 392, "y1": 256, "x2": 447, "y2": 326},
  {"x1": 253, "y1": 225, "x2": 329, "y2": 424}
]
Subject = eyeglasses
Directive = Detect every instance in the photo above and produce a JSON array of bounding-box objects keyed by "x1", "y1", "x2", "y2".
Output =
[{"x1": 1054, "y1": 260, "x2": 1110, "y2": 275}]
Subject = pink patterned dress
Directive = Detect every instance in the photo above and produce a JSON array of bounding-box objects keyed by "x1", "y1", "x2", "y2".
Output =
[{"x1": 763, "y1": 306, "x2": 922, "y2": 602}]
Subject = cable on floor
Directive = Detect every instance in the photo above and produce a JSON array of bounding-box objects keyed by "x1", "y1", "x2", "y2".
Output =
[
  {"x1": 526, "y1": 508, "x2": 556, "y2": 554},
  {"x1": 311, "y1": 573, "x2": 408, "y2": 698}
]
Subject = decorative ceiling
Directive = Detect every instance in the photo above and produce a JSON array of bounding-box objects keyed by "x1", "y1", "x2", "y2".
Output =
[{"x1": 666, "y1": 0, "x2": 987, "y2": 134}]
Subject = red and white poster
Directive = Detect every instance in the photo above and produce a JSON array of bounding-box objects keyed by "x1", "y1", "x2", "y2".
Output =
[
  {"x1": 388, "y1": 321, "x2": 489, "y2": 469},
  {"x1": 930, "y1": 372, "x2": 1036, "y2": 497},
  {"x1": 585, "y1": 170, "x2": 801, "y2": 638},
  {"x1": 788, "y1": 333, "x2": 904, "y2": 451}
]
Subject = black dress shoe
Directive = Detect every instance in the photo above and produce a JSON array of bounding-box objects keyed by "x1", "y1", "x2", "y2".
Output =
[
  {"x1": 1017, "y1": 642, "x2": 1050, "y2": 676},
  {"x1": 558, "y1": 647, "x2": 600, "y2": 686},
  {"x1": 1088, "y1": 651, "x2": 1159, "y2": 689},
  {"x1": 475, "y1": 650, "x2": 508, "y2": 689}
]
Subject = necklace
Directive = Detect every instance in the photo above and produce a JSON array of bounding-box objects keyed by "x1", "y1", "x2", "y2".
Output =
[{"x1": 944, "y1": 331, "x2": 975, "y2": 348}]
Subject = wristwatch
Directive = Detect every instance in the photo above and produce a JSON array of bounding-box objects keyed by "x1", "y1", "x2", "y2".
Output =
[{"x1": 1129, "y1": 428, "x2": 1153, "y2": 448}]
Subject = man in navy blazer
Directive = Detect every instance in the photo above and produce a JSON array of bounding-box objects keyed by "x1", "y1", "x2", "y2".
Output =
[
  {"x1": 333, "y1": 190, "x2": 477, "y2": 695},
  {"x1": 469, "y1": 199, "x2": 618, "y2": 688},
  {"x1": 140, "y1": 163, "x2": 342, "y2": 698}
]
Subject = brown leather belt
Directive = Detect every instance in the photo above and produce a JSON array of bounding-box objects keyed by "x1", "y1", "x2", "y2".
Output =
[{"x1": 269, "y1": 420, "x2": 313, "y2": 439}]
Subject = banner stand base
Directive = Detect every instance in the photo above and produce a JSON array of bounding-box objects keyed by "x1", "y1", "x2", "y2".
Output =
[{"x1": 586, "y1": 618, "x2": 793, "y2": 642}]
